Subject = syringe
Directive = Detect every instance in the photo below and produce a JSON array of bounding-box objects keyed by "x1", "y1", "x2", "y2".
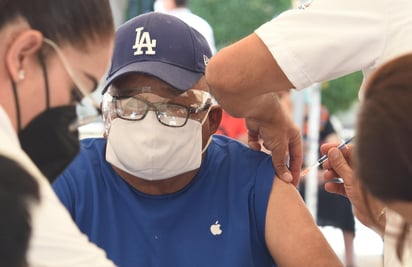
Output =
[{"x1": 300, "y1": 136, "x2": 355, "y2": 177}]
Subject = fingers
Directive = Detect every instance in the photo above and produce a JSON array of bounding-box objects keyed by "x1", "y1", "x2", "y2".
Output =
[
  {"x1": 326, "y1": 148, "x2": 353, "y2": 182},
  {"x1": 319, "y1": 143, "x2": 339, "y2": 155},
  {"x1": 323, "y1": 168, "x2": 339, "y2": 180},
  {"x1": 321, "y1": 144, "x2": 353, "y2": 170},
  {"x1": 244, "y1": 108, "x2": 301, "y2": 185},
  {"x1": 287, "y1": 128, "x2": 303, "y2": 186},
  {"x1": 272, "y1": 147, "x2": 293, "y2": 183},
  {"x1": 321, "y1": 143, "x2": 353, "y2": 157},
  {"x1": 324, "y1": 182, "x2": 347, "y2": 197},
  {"x1": 247, "y1": 129, "x2": 261, "y2": 151},
  {"x1": 248, "y1": 140, "x2": 262, "y2": 150},
  {"x1": 321, "y1": 147, "x2": 354, "y2": 198}
]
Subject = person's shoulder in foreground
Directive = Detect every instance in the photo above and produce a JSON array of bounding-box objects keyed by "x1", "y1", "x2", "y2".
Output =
[
  {"x1": 54, "y1": 12, "x2": 343, "y2": 267},
  {"x1": 0, "y1": 155, "x2": 39, "y2": 267},
  {"x1": 0, "y1": 0, "x2": 116, "y2": 266}
]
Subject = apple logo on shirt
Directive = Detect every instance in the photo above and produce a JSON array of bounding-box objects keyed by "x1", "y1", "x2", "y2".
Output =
[{"x1": 210, "y1": 221, "x2": 223, "y2": 235}]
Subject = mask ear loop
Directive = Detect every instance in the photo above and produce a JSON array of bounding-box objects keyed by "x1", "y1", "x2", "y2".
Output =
[
  {"x1": 38, "y1": 50, "x2": 50, "y2": 109},
  {"x1": 10, "y1": 49, "x2": 50, "y2": 131},
  {"x1": 43, "y1": 39, "x2": 99, "y2": 108},
  {"x1": 200, "y1": 104, "x2": 212, "y2": 125},
  {"x1": 200, "y1": 105, "x2": 213, "y2": 154},
  {"x1": 43, "y1": 38, "x2": 101, "y2": 131},
  {"x1": 202, "y1": 135, "x2": 213, "y2": 154},
  {"x1": 10, "y1": 80, "x2": 22, "y2": 131}
]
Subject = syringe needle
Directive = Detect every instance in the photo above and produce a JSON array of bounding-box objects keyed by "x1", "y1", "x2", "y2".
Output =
[
  {"x1": 300, "y1": 162, "x2": 320, "y2": 177},
  {"x1": 300, "y1": 136, "x2": 355, "y2": 177}
]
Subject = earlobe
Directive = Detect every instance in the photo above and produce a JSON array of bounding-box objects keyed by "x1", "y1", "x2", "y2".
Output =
[
  {"x1": 208, "y1": 106, "x2": 223, "y2": 134},
  {"x1": 5, "y1": 29, "x2": 43, "y2": 82}
]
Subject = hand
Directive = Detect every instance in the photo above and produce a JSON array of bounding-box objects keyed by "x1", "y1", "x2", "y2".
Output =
[
  {"x1": 321, "y1": 143, "x2": 385, "y2": 232},
  {"x1": 321, "y1": 143, "x2": 355, "y2": 198},
  {"x1": 245, "y1": 93, "x2": 302, "y2": 186}
]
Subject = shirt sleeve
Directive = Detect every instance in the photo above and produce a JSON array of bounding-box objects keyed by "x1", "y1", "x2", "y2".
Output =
[
  {"x1": 255, "y1": 0, "x2": 386, "y2": 90},
  {"x1": 253, "y1": 156, "x2": 275, "y2": 243}
]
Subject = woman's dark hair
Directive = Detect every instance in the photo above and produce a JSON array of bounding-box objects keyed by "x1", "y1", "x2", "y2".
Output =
[
  {"x1": 0, "y1": 0, "x2": 114, "y2": 50},
  {"x1": 0, "y1": 156, "x2": 40, "y2": 267},
  {"x1": 356, "y1": 53, "x2": 412, "y2": 202},
  {"x1": 356, "y1": 53, "x2": 412, "y2": 261}
]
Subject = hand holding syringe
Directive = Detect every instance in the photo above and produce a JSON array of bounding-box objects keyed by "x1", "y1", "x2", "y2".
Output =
[{"x1": 300, "y1": 136, "x2": 355, "y2": 179}]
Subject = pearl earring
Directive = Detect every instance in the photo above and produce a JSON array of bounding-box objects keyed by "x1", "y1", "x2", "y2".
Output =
[{"x1": 18, "y1": 69, "x2": 25, "y2": 81}]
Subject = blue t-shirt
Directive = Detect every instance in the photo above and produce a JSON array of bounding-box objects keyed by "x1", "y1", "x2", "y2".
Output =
[{"x1": 53, "y1": 135, "x2": 276, "y2": 267}]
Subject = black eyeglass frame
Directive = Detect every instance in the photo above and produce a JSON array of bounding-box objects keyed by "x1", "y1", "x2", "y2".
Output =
[{"x1": 111, "y1": 95, "x2": 212, "y2": 128}]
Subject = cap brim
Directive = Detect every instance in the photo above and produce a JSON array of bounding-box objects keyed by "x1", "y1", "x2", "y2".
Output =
[{"x1": 102, "y1": 61, "x2": 203, "y2": 94}]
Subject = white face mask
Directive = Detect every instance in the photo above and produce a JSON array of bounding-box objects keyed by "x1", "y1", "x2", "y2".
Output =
[{"x1": 106, "y1": 111, "x2": 210, "y2": 181}]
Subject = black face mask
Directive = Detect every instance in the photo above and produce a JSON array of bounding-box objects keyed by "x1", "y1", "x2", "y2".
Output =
[
  {"x1": 12, "y1": 51, "x2": 81, "y2": 183},
  {"x1": 18, "y1": 106, "x2": 80, "y2": 183}
]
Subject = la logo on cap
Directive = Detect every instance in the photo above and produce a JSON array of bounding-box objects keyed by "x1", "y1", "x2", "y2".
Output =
[
  {"x1": 132, "y1": 27, "x2": 157, "y2": 56},
  {"x1": 203, "y1": 55, "x2": 210, "y2": 66}
]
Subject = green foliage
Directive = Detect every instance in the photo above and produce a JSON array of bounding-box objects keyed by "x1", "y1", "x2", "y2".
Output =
[
  {"x1": 321, "y1": 71, "x2": 362, "y2": 114},
  {"x1": 189, "y1": 0, "x2": 291, "y2": 49}
]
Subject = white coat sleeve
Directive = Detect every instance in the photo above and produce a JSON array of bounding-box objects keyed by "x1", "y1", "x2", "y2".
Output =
[{"x1": 255, "y1": 0, "x2": 386, "y2": 90}]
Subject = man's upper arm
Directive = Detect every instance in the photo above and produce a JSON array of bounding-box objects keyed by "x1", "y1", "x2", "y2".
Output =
[{"x1": 265, "y1": 178, "x2": 343, "y2": 266}]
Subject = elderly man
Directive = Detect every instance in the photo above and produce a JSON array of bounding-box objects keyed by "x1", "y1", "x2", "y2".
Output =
[{"x1": 53, "y1": 12, "x2": 342, "y2": 267}]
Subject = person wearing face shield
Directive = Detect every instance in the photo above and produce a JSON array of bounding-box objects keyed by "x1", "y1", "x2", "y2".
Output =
[
  {"x1": 53, "y1": 12, "x2": 343, "y2": 267},
  {"x1": 0, "y1": 1, "x2": 116, "y2": 266}
]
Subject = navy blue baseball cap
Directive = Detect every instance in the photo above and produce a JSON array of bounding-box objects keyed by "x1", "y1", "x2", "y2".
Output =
[{"x1": 102, "y1": 12, "x2": 212, "y2": 93}]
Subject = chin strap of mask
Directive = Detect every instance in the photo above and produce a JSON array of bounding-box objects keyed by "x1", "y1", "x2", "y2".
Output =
[{"x1": 10, "y1": 50, "x2": 51, "y2": 131}]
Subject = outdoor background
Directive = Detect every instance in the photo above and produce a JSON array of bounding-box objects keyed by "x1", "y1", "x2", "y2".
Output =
[{"x1": 189, "y1": 0, "x2": 362, "y2": 116}]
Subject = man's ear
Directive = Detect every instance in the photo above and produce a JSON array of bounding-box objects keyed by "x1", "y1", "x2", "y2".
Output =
[
  {"x1": 5, "y1": 30, "x2": 43, "y2": 82},
  {"x1": 207, "y1": 106, "x2": 222, "y2": 134}
]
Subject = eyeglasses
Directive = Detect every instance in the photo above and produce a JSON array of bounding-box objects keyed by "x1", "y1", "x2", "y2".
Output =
[
  {"x1": 110, "y1": 91, "x2": 213, "y2": 127},
  {"x1": 43, "y1": 38, "x2": 101, "y2": 131}
]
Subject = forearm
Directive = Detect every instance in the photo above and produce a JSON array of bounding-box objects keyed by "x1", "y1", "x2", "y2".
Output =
[{"x1": 206, "y1": 33, "x2": 293, "y2": 118}]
